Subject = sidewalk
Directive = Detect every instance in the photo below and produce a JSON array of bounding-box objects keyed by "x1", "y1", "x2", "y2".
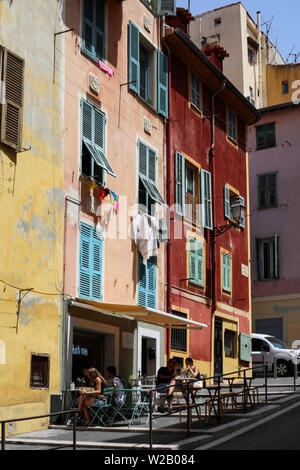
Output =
[{"x1": 3, "y1": 377, "x2": 300, "y2": 450}]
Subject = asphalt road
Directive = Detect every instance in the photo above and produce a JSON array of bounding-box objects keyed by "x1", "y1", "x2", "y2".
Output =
[{"x1": 207, "y1": 402, "x2": 300, "y2": 450}]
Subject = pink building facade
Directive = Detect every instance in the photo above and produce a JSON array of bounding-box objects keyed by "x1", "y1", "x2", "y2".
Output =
[{"x1": 249, "y1": 102, "x2": 300, "y2": 350}]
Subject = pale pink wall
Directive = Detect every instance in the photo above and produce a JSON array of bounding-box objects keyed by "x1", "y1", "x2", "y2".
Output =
[
  {"x1": 249, "y1": 105, "x2": 300, "y2": 298},
  {"x1": 63, "y1": 0, "x2": 166, "y2": 307}
]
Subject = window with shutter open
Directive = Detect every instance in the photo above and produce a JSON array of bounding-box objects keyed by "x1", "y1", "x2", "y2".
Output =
[
  {"x1": 82, "y1": 0, "x2": 106, "y2": 62},
  {"x1": 157, "y1": 0, "x2": 177, "y2": 16},
  {"x1": 0, "y1": 47, "x2": 24, "y2": 151},
  {"x1": 138, "y1": 140, "x2": 166, "y2": 214},
  {"x1": 81, "y1": 99, "x2": 116, "y2": 184}
]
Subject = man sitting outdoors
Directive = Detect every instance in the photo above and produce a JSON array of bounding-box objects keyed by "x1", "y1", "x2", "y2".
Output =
[{"x1": 156, "y1": 358, "x2": 179, "y2": 412}]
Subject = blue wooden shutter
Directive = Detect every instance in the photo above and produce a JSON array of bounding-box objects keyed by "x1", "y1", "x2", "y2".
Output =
[
  {"x1": 94, "y1": 0, "x2": 106, "y2": 61},
  {"x1": 138, "y1": 254, "x2": 156, "y2": 308},
  {"x1": 82, "y1": 0, "x2": 106, "y2": 61},
  {"x1": 224, "y1": 185, "x2": 231, "y2": 220},
  {"x1": 147, "y1": 258, "x2": 157, "y2": 309},
  {"x1": 138, "y1": 254, "x2": 147, "y2": 307},
  {"x1": 79, "y1": 224, "x2": 92, "y2": 298},
  {"x1": 82, "y1": 99, "x2": 93, "y2": 143},
  {"x1": 82, "y1": 0, "x2": 94, "y2": 57},
  {"x1": 129, "y1": 21, "x2": 140, "y2": 94},
  {"x1": 175, "y1": 151, "x2": 185, "y2": 216},
  {"x1": 189, "y1": 239, "x2": 196, "y2": 282},
  {"x1": 157, "y1": 50, "x2": 168, "y2": 118},
  {"x1": 201, "y1": 169, "x2": 213, "y2": 230},
  {"x1": 79, "y1": 223, "x2": 103, "y2": 301}
]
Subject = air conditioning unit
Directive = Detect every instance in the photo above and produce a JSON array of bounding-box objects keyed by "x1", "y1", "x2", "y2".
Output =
[
  {"x1": 246, "y1": 96, "x2": 256, "y2": 107},
  {"x1": 157, "y1": 0, "x2": 177, "y2": 16}
]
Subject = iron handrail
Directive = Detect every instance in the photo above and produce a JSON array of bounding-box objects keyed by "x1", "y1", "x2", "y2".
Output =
[{"x1": 1, "y1": 409, "x2": 77, "y2": 451}]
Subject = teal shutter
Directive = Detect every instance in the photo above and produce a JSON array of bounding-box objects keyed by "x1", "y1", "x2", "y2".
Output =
[
  {"x1": 274, "y1": 234, "x2": 279, "y2": 280},
  {"x1": 82, "y1": 100, "x2": 93, "y2": 143},
  {"x1": 224, "y1": 185, "x2": 231, "y2": 219},
  {"x1": 191, "y1": 73, "x2": 201, "y2": 110},
  {"x1": 189, "y1": 238, "x2": 204, "y2": 287},
  {"x1": 147, "y1": 258, "x2": 157, "y2": 309},
  {"x1": 201, "y1": 169, "x2": 213, "y2": 230},
  {"x1": 137, "y1": 254, "x2": 147, "y2": 307},
  {"x1": 222, "y1": 253, "x2": 231, "y2": 292},
  {"x1": 138, "y1": 254, "x2": 157, "y2": 308},
  {"x1": 239, "y1": 333, "x2": 251, "y2": 362},
  {"x1": 239, "y1": 195, "x2": 245, "y2": 228},
  {"x1": 79, "y1": 224, "x2": 92, "y2": 298},
  {"x1": 175, "y1": 151, "x2": 185, "y2": 216},
  {"x1": 228, "y1": 107, "x2": 237, "y2": 142},
  {"x1": 129, "y1": 21, "x2": 140, "y2": 94},
  {"x1": 91, "y1": 228, "x2": 103, "y2": 301},
  {"x1": 82, "y1": 0, "x2": 105, "y2": 61},
  {"x1": 157, "y1": 50, "x2": 168, "y2": 118},
  {"x1": 79, "y1": 223, "x2": 103, "y2": 301}
]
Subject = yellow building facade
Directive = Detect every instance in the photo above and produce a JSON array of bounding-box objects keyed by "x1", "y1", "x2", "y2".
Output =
[
  {"x1": 266, "y1": 63, "x2": 300, "y2": 106},
  {"x1": 0, "y1": 0, "x2": 65, "y2": 435}
]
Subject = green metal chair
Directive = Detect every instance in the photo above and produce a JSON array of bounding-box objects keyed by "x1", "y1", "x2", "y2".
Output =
[{"x1": 88, "y1": 387, "x2": 114, "y2": 427}]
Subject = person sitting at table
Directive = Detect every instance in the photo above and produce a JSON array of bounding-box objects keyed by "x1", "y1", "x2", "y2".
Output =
[
  {"x1": 77, "y1": 367, "x2": 107, "y2": 426},
  {"x1": 156, "y1": 358, "x2": 178, "y2": 412},
  {"x1": 182, "y1": 358, "x2": 203, "y2": 403},
  {"x1": 106, "y1": 366, "x2": 125, "y2": 407}
]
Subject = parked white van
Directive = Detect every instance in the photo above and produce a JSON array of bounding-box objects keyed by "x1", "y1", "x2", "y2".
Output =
[{"x1": 251, "y1": 333, "x2": 300, "y2": 377}]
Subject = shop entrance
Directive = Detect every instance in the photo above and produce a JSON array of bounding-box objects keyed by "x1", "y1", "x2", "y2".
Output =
[
  {"x1": 138, "y1": 327, "x2": 160, "y2": 379},
  {"x1": 72, "y1": 328, "x2": 108, "y2": 383}
]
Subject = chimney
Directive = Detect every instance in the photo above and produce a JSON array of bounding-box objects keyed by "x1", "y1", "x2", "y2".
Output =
[
  {"x1": 165, "y1": 8, "x2": 194, "y2": 35},
  {"x1": 202, "y1": 44, "x2": 229, "y2": 72}
]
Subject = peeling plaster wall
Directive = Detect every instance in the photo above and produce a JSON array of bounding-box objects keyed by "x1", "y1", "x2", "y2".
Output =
[{"x1": 0, "y1": 0, "x2": 65, "y2": 433}]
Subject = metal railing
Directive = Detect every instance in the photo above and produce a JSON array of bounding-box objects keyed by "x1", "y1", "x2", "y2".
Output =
[
  {"x1": 1, "y1": 359, "x2": 299, "y2": 451},
  {"x1": 1, "y1": 409, "x2": 77, "y2": 451}
]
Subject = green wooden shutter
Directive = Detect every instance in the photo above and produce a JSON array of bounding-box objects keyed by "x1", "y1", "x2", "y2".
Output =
[
  {"x1": 239, "y1": 196, "x2": 245, "y2": 229},
  {"x1": 128, "y1": 21, "x2": 140, "y2": 94},
  {"x1": 191, "y1": 73, "x2": 201, "y2": 110},
  {"x1": 224, "y1": 185, "x2": 231, "y2": 219},
  {"x1": 201, "y1": 169, "x2": 213, "y2": 230},
  {"x1": 274, "y1": 234, "x2": 279, "y2": 280},
  {"x1": 189, "y1": 238, "x2": 204, "y2": 287},
  {"x1": 222, "y1": 253, "x2": 231, "y2": 292},
  {"x1": 175, "y1": 151, "x2": 185, "y2": 216},
  {"x1": 157, "y1": 50, "x2": 168, "y2": 118},
  {"x1": 239, "y1": 333, "x2": 251, "y2": 362}
]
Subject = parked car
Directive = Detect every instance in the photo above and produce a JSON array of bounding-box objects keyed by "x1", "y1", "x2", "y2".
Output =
[{"x1": 251, "y1": 333, "x2": 300, "y2": 377}]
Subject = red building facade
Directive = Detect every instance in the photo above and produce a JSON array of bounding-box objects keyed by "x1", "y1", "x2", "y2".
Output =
[{"x1": 164, "y1": 16, "x2": 260, "y2": 378}]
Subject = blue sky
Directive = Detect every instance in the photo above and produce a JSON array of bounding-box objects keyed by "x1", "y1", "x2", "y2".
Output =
[{"x1": 177, "y1": 0, "x2": 300, "y2": 62}]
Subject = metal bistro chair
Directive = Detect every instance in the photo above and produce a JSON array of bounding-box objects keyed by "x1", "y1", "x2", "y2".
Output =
[
  {"x1": 88, "y1": 387, "x2": 114, "y2": 427},
  {"x1": 128, "y1": 385, "x2": 154, "y2": 426}
]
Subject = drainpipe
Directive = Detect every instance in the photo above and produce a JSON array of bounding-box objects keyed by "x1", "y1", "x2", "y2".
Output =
[
  {"x1": 209, "y1": 80, "x2": 226, "y2": 372},
  {"x1": 257, "y1": 11, "x2": 263, "y2": 108},
  {"x1": 162, "y1": 33, "x2": 172, "y2": 361}
]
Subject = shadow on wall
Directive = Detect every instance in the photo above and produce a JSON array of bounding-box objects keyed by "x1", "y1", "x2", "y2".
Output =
[{"x1": 64, "y1": 0, "x2": 123, "y2": 69}]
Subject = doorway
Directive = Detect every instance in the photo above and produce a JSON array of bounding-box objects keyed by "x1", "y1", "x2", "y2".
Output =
[
  {"x1": 138, "y1": 327, "x2": 160, "y2": 378},
  {"x1": 214, "y1": 318, "x2": 223, "y2": 380}
]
